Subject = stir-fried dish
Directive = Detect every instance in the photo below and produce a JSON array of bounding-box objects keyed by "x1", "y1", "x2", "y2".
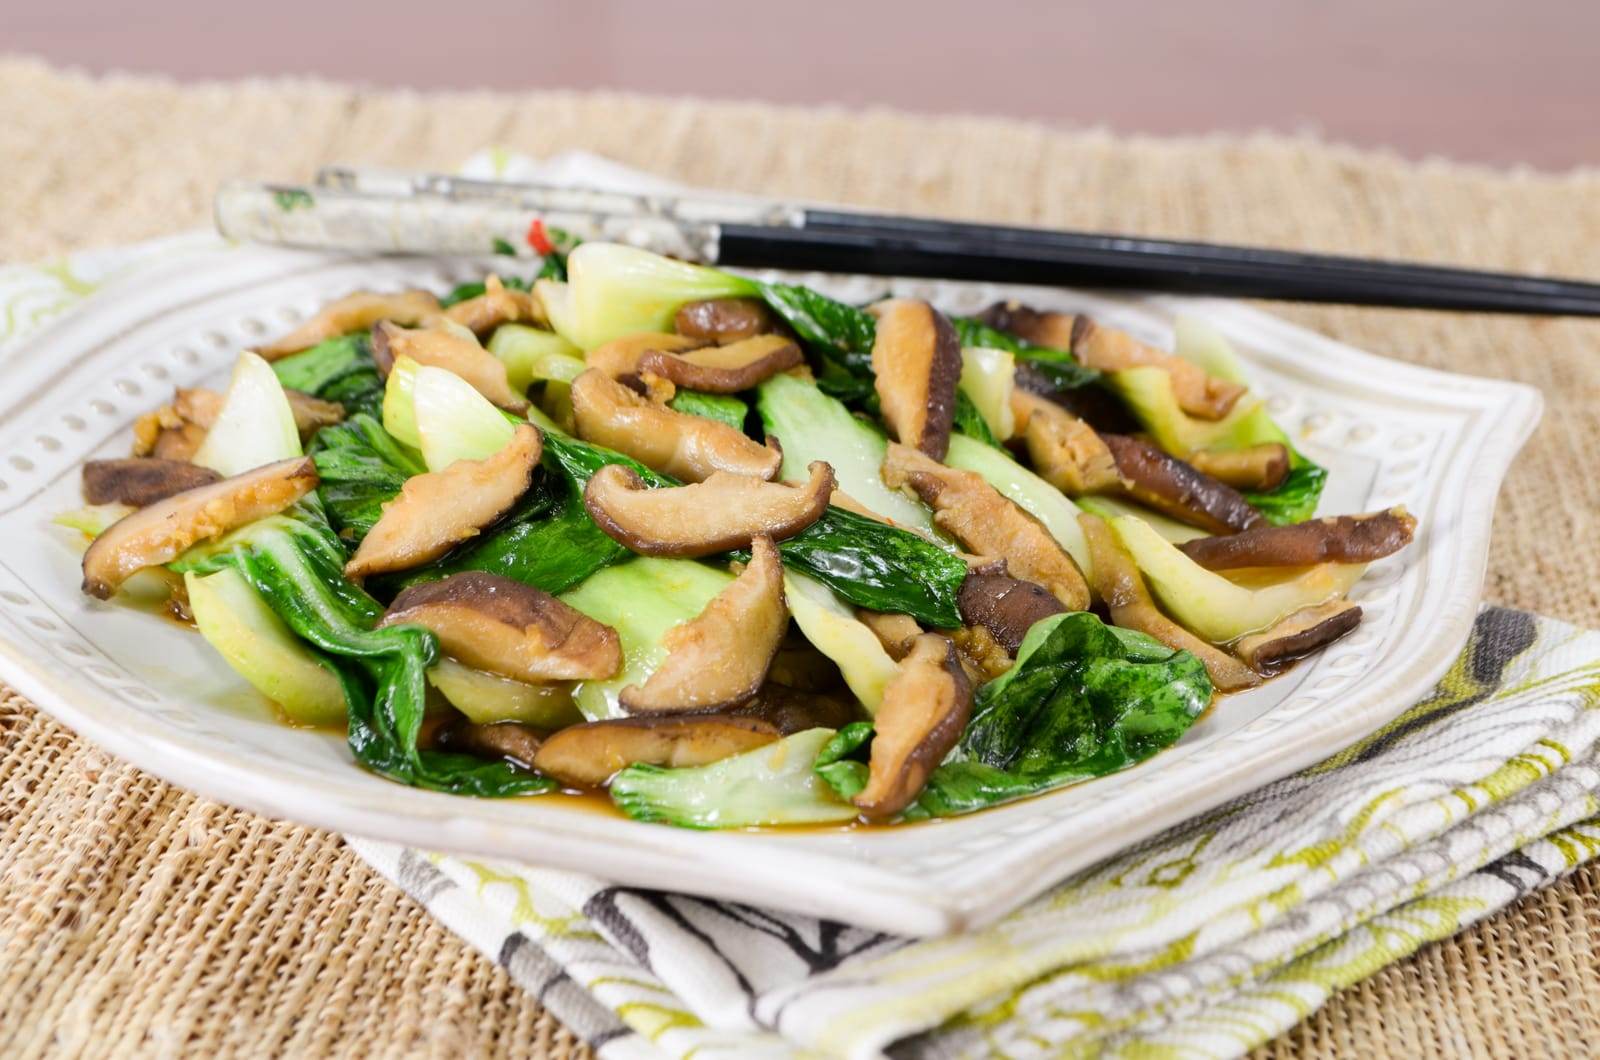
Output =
[{"x1": 62, "y1": 242, "x2": 1416, "y2": 827}]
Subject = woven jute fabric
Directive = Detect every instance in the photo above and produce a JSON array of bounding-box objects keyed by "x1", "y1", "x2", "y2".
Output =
[{"x1": 3, "y1": 56, "x2": 1599, "y2": 1057}]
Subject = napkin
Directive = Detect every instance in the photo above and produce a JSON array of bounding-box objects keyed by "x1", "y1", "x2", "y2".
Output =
[
  {"x1": 7, "y1": 154, "x2": 1596, "y2": 1060},
  {"x1": 350, "y1": 605, "x2": 1600, "y2": 1059}
]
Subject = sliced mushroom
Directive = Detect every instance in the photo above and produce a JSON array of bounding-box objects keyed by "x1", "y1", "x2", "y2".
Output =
[
  {"x1": 765, "y1": 632, "x2": 845, "y2": 692},
  {"x1": 1178, "y1": 508, "x2": 1418, "y2": 570},
  {"x1": 173, "y1": 386, "x2": 346, "y2": 441},
  {"x1": 1234, "y1": 600, "x2": 1363, "y2": 676},
  {"x1": 978, "y1": 302, "x2": 1245, "y2": 420},
  {"x1": 735, "y1": 684, "x2": 860, "y2": 734},
  {"x1": 858, "y1": 610, "x2": 923, "y2": 661},
  {"x1": 531, "y1": 715, "x2": 779, "y2": 789},
  {"x1": 570, "y1": 368, "x2": 782, "y2": 483},
  {"x1": 675, "y1": 297, "x2": 783, "y2": 344},
  {"x1": 619, "y1": 535, "x2": 788, "y2": 712},
  {"x1": 949, "y1": 624, "x2": 1014, "y2": 683},
  {"x1": 586, "y1": 332, "x2": 705, "y2": 381},
  {"x1": 81, "y1": 457, "x2": 318, "y2": 599},
  {"x1": 82, "y1": 458, "x2": 223, "y2": 507},
  {"x1": 1018, "y1": 393, "x2": 1122, "y2": 494},
  {"x1": 636, "y1": 335, "x2": 803, "y2": 394},
  {"x1": 870, "y1": 299, "x2": 962, "y2": 460},
  {"x1": 882, "y1": 442, "x2": 1090, "y2": 610},
  {"x1": 370, "y1": 321, "x2": 529, "y2": 412},
  {"x1": 584, "y1": 461, "x2": 833, "y2": 558},
  {"x1": 1079, "y1": 512, "x2": 1261, "y2": 692},
  {"x1": 1013, "y1": 362, "x2": 1141, "y2": 433},
  {"x1": 150, "y1": 423, "x2": 209, "y2": 462},
  {"x1": 1101, "y1": 434, "x2": 1264, "y2": 535},
  {"x1": 1189, "y1": 444, "x2": 1290, "y2": 492},
  {"x1": 381, "y1": 572, "x2": 621, "y2": 682},
  {"x1": 438, "y1": 720, "x2": 544, "y2": 768},
  {"x1": 345, "y1": 424, "x2": 541, "y2": 578},
  {"x1": 255, "y1": 289, "x2": 441, "y2": 360},
  {"x1": 444, "y1": 275, "x2": 547, "y2": 336},
  {"x1": 854, "y1": 633, "x2": 972, "y2": 819},
  {"x1": 956, "y1": 572, "x2": 1067, "y2": 655}
]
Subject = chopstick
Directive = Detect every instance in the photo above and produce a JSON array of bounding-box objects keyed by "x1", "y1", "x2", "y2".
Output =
[
  {"x1": 213, "y1": 169, "x2": 1600, "y2": 317},
  {"x1": 715, "y1": 224, "x2": 1600, "y2": 316}
]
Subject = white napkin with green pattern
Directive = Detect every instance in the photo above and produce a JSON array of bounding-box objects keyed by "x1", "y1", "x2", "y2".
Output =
[
  {"x1": 346, "y1": 606, "x2": 1600, "y2": 1059},
  {"x1": 9, "y1": 159, "x2": 1597, "y2": 1060}
]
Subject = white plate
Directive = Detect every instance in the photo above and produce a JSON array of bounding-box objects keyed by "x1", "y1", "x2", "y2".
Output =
[{"x1": 0, "y1": 240, "x2": 1540, "y2": 936}]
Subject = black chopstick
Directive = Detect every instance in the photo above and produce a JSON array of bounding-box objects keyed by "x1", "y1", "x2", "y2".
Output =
[{"x1": 716, "y1": 222, "x2": 1600, "y2": 317}]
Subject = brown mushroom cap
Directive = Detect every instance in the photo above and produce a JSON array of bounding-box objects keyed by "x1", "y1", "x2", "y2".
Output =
[
  {"x1": 858, "y1": 610, "x2": 924, "y2": 661},
  {"x1": 1178, "y1": 508, "x2": 1418, "y2": 570},
  {"x1": 570, "y1": 368, "x2": 781, "y2": 483},
  {"x1": 443, "y1": 275, "x2": 547, "y2": 336},
  {"x1": 438, "y1": 720, "x2": 544, "y2": 768},
  {"x1": 370, "y1": 321, "x2": 529, "y2": 411},
  {"x1": 1017, "y1": 393, "x2": 1123, "y2": 495},
  {"x1": 1012, "y1": 362, "x2": 1141, "y2": 433},
  {"x1": 81, "y1": 456, "x2": 318, "y2": 599},
  {"x1": 732, "y1": 683, "x2": 860, "y2": 734},
  {"x1": 1189, "y1": 444, "x2": 1290, "y2": 492},
  {"x1": 636, "y1": 335, "x2": 803, "y2": 394},
  {"x1": 381, "y1": 572, "x2": 621, "y2": 682},
  {"x1": 882, "y1": 441, "x2": 1090, "y2": 611},
  {"x1": 1101, "y1": 434, "x2": 1264, "y2": 535},
  {"x1": 83, "y1": 458, "x2": 223, "y2": 507},
  {"x1": 1234, "y1": 600, "x2": 1363, "y2": 676},
  {"x1": 870, "y1": 299, "x2": 962, "y2": 460},
  {"x1": 956, "y1": 572, "x2": 1067, "y2": 655},
  {"x1": 255, "y1": 290, "x2": 441, "y2": 360},
  {"x1": 173, "y1": 386, "x2": 346, "y2": 443},
  {"x1": 1079, "y1": 512, "x2": 1260, "y2": 692},
  {"x1": 618, "y1": 535, "x2": 789, "y2": 713},
  {"x1": 586, "y1": 332, "x2": 705, "y2": 381},
  {"x1": 978, "y1": 302, "x2": 1245, "y2": 421},
  {"x1": 531, "y1": 714, "x2": 780, "y2": 789},
  {"x1": 584, "y1": 461, "x2": 833, "y2": 558},
  {"x1": 854, "y1": 633, "x2": 973, "y2": 819},
  {"x1": 345, "y1": 424, "x2": 541, "y2": 579},
  {"x1": 674, "y1": 297, "x2": 783, "y2": 344}
]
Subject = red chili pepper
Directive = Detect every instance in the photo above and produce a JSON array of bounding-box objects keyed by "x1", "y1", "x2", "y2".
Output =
[{"x1": 526, "y1": 218, "x2": 555, "y2": 256}]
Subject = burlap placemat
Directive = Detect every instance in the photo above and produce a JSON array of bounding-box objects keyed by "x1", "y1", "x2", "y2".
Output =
[{"x1": 2, "y1": 56, "x2": 1598, "y2": 1057}]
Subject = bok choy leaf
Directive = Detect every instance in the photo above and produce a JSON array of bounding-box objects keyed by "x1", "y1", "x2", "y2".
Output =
[
  {"x1": 816, "y1": 611, "x2": 1212, "y2": 819},
  {"x1": 172, "y1": 507, "x2": 552, "y2": 796},
  {"x1": 270, "y1": 334, "x2": 386, "y2": 418}
]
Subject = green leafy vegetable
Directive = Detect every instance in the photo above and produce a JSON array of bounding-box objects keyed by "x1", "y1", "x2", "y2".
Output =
[
  {"x1": 774, "y1": 506, "x2": 966, "y2": 628},
  {"x1": 185, "y1": 566, "x2": 347, "y2": 727},
  {"x1": 194, "y1": 352, "x2": 302, "y2": 476},
  {"x1": 439, "y1": 273, "x2": 532, "y2": 309},
  {"x1": 612, "y1": 728, "x2": 858, "y2": 828},
  {"x1": 491, "y1": 237, "x2": 518, "y2": 257},
  {"x1": 944, "y1": 434, "x2": 1092, "y2": 576},
  {"x1": 667, "y1": 389, "x2": 749, "y2": 431},
  {"x1": 487, "y1": 324, "x2": 585, "y2": 391},
  {"x1": 172, "y1": 508, "x2": 551, "y2": 796},
  {"x1": 815, "y1": 612, "x2": 1212, "y2": 820},
  {"x1": 957, "y1": 344, "x2": 1016, "y2": 442},
  {"x1": 1109, "y1": 364, "x2": 1326, "y2": 523},
  {"x1": 952, "y1": 317, "x2": 1101, "y2": 392},
  {"x1": 952, "y1": 388, "x2": 1002, "y2": 447},
  {"x1": 755, "y1": 373, "x2": 933, "y2": 532},
  {"x1": 273, "y1": 188, "x2": 314, "y2": 212},
  {"x1": 1244, "y1": 458, "x2": 1328, "y2": 525},
  {"x1": 753, "y1": 283, "x2": 878, "y2": 402},
  {"x1": 271, "y1": 334, "x2": 385, "y2": 418},
  {"x1": 559, "y1": 557, "x2": 734, "y2": 720},
  {"x1": 309, "y1": 413, "x2": 425, "y2": 541},
  {"x1": 560, "y1": 243, "x2": 758, "y2": 349}
]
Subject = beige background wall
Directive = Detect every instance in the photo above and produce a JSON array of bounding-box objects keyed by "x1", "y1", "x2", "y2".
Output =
[{"x1": 8, "y1": 0, "x2": 1597, "y2": 169}]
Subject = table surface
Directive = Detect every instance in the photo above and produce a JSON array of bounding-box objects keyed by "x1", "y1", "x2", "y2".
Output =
[{"x1": 3, "y1": 55, "x2": 1599, "y2": 1058}]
